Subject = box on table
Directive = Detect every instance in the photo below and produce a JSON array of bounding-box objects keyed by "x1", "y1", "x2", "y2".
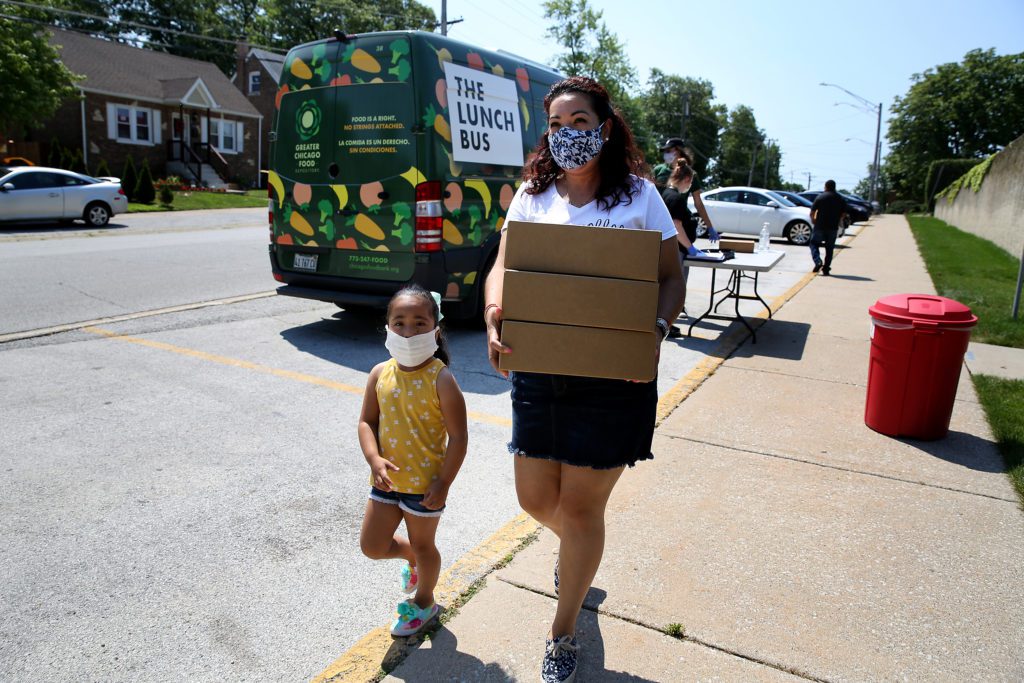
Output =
[
  {"x1": 499, "y1": 221, "x2": 662, "y2": 381},
  {"x1": 502, "y1": 270, "x2": 658, "y2": 332},
  {"x1": 719, "y1": 238, "x2": 754, "y2": 253},
  {"x1": 498, "y1": 321, "x2": 657, "y2": 381}
]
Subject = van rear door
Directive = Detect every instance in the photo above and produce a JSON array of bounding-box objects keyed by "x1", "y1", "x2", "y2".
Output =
[{"x1": 273, "y1": 35, "x2": 420, "y2": 283}]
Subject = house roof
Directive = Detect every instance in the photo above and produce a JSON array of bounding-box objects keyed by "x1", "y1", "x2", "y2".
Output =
[
  {"x1": 249, "y1": 47, "x2": 286, "y2": 85},
  {"x1": 49, "y1": 29, "x2": 262, "y2": 119}
]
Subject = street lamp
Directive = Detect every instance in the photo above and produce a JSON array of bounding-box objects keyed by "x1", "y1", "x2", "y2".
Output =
[{"x1": 820, "y1": 82, "x2": 882, "y2": 205}]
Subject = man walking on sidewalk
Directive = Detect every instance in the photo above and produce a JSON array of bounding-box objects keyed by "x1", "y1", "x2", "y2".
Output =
[{"x1": 809, "y1": 179, "x2": 848, "y2": 276}]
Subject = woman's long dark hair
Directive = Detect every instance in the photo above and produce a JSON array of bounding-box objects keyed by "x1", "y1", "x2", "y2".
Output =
[
  {"x1": 385, "y1": 284, "x2": 450, "y2": 366},
  {"x1": 524, "y1": 76, "x2": 648, "y2": 211}
]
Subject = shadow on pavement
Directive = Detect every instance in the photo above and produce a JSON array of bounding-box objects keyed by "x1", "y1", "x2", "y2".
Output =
[
  {"x1": 0, "y1": 221, "x2": 128, "y2": 234},
  {"x1": 279, "y1": 309, "x2": 510, "y2": 396},
  {"x1": 902, "y1": 430, "x2": 1006, "y2": 473},
  {"x1": 728, "y1": 320, "x2": 812, "y2": 360},
  {"x1": 824, "y1": 273, "x2": 874, "y2": 281},
  {"x1": 576, "y1": 588, "x2": 661, "y2": 682},
  {"x1": 383, "y1": 625, "x2": 517, "y2": 682}
]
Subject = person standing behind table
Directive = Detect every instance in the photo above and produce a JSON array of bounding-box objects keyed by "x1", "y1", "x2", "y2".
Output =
[
  {"x1": 809, "y1": 179, "x2": 848, "y2": 276},
  {"x1": 651, "y1": 137, "x2": 687, "y2": 190},
  {"x1": 660, "y1": 158, "x2": 706, "y2": 337},
  {"x1": 653, "y1": 140, "x2": 720, "y2": 245},
  {"x1": 482, "y1": 76, "x2": 685, "y2": 683}
]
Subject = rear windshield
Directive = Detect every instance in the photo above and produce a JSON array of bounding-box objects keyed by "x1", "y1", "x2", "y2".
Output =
[{"x1": 334, "y1": 81, "x2": 416, "y2": 185}]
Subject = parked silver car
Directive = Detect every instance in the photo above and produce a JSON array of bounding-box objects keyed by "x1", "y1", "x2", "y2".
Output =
[
  {"x1": 0, "y1": 167, "x2": 126, "y2": 227},
  {"x1": 689, "y1": 186, "x2": 814, "y2": 245}
]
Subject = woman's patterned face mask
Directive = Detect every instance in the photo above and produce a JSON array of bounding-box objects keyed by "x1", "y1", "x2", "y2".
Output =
[{"x1": 548, "y1": 120, "x2": 606, "y2": 170}]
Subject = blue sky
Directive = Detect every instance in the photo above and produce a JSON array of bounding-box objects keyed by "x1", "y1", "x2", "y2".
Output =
[{"x1": 426, "y1": 0, "x2": 1024, "y2": 192}]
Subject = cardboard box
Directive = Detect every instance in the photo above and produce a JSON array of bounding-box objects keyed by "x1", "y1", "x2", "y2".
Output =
[
  {"x1": 502, "y1": 270, "x2": 658, "y2": 332},
  {"x1": 503, "y1": 221, "x2": 661, "y2": 282},
  {"x1": 499, "y1": 321, "x2": 657, "y2": 381},
  {"x1": 719, "y1": 238, "x2": 754, "y2": 253}
]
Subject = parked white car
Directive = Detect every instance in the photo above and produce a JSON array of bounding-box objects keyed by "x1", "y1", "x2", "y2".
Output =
[
  {"x1": 0, "y1": 166, "x2": 126, "y2": 227},
  {"x1": 689, "y1": 186, "x2": 814, "y2": 245}
]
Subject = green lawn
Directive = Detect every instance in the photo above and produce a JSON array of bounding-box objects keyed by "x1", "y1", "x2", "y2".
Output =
[
  {"x1": 972, "y1": 375, "x2": 1024, "y2": 504},
  {"x1": 906, "y1": 215, "x2": 1024, "y2": 348},
  {"x1": 128, "y1": 190, "x2": 266, "y2": 212},
  {"x1": 907, "y1": 214, "x2": 1024, "y2": 504}
]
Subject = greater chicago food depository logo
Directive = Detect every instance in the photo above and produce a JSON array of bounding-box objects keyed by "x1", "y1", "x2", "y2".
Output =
[{"x1": 296, "y1": 99, "x2": 322, "y2": 141}]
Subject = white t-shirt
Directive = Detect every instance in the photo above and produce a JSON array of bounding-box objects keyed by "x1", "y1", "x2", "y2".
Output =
[{"x1": 503, "y1": 175, "x2": 677, "y2": 241}]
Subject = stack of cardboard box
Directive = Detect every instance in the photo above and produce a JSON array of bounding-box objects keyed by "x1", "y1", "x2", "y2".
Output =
[{"x1": 498, "y1": 221, "x2": 662, "y2": 381}]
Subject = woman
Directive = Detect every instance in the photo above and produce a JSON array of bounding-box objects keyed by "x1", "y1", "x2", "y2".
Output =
[
  {"x1": 660, "y1": 158, "x2": 705, "y2": 337},
  {"x1": 482, "y1": 76, "x2": 684, "y2": 683}
]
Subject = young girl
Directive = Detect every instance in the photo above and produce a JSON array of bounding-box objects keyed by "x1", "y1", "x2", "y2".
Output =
[{"x1": 357, "y1": 285, "x2": 468, "y2": 637}]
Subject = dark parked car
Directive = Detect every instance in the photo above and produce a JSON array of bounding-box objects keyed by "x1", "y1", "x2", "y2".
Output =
[
  {"x1": 772, "y1": 190, "x2": 813, "y2": 208},
  {"x1": 799, "y1": 191, "x2": 871, "y2": 224}
]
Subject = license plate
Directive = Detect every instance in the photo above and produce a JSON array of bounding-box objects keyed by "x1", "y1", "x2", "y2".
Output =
[{"x1": 293, "y1": 253, "x2": 318, "y2": 272}]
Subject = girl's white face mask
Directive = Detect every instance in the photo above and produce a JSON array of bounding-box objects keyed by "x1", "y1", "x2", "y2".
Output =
[
  {"x1": 663, "y1": 152, "x2": 678, "y2": 164},
  {"x1": 385, "y1": 326, "x2": 438, "y2": 367}
]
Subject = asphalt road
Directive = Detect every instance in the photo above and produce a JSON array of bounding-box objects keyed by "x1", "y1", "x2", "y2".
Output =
[{"x1": 0, "y1": 212, "x2": 841, "y2": 681}]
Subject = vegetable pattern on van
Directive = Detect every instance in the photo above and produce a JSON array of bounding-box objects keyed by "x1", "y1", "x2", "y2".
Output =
[{"x1": 271, "y1": 32, "x2": 560, "y2": 304}]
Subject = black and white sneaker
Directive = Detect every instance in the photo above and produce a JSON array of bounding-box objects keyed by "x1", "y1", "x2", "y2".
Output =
[{"x1": 542, "y1": 635, "x2": 578, "y2": 682}]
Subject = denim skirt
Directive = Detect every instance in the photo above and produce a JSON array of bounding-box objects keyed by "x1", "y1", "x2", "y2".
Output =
[{"x1": 509, "y1": 371, "x2": 657, "y2": 469}]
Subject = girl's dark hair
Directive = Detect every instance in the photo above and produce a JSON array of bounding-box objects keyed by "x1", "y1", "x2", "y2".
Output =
[
  {"x1": 386, "y1": 284, "x2": 450, "y2": 365},
  {"x1": 523, "y1": 76, "x2": 647, "y2": 211},
  {"x1": 668, "y1": 158, "x2": 694, "y2": 187}
]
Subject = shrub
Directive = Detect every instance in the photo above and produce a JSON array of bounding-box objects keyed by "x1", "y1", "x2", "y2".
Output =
[
  {"x1": 157, "y1": 184, "x2": 174, "y2": 206},
  {"x1": 134, "y1": 159, "x2": 156, "y2": 204},
  {"x1": 93, "y1": 158, "x2": 111, "y2": 178},
  {"x1": 47, "y1": 137, "x2": 63, "y2": 168},
  {"x1": 923, "y1": 159, "x2": 981, "y2": 210},
  {"x1": 887, "y1": 200, "x2": 926, "y2": 214},
  {"x1": 69, "y1": 149, "x2": 86, "y2": 174},
  {"x1": 121, "y1": 156, "x2": 137, "y2": 202}
]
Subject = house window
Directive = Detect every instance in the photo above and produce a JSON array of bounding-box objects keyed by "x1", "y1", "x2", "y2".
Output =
[
  {"x1": 248, "y1": 72, "x2": 261, "y2": 95},
  {"x1": 135, "y1": 110, "x2": 150, "y2": 141},
  {"x1": 112, "y1": 104, "x2": 153, "y2": 144},
  {"x1": 209, "y1": 118, "x2": 242, "y2": 153},
  {"x1": 117, "y1": 108, "x2": 132, "y2": 139}
]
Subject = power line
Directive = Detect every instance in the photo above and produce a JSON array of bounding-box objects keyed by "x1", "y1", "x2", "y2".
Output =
[{"x1": 0, "y1": 0, "x2": 285, "y2": 52}]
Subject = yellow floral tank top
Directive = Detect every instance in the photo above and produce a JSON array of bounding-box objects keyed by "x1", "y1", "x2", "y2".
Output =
[{"x1": 373, "y1": 358, "x2": 448, "y2": 494}]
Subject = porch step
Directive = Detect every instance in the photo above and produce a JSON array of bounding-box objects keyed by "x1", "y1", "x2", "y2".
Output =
[{"x1": 166, "y1": 161, "x2": 227, "y2": 189}]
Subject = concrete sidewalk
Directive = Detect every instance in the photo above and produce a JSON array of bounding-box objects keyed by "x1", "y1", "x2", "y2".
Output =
[{"x1": 385, "y1": 215, "x2": 1024, "y2": 682}]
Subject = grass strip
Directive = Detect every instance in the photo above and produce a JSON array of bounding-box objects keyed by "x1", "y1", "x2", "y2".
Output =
[
  {"x1": 906, "y1": 215, "x2": 1024, "y2": 348},
  {"x1": 129, "y1": 190, "x2": 266, "y2": 212},
  {"x1": 971, "y1": 374, "x2": 1024, "y2": 505}
]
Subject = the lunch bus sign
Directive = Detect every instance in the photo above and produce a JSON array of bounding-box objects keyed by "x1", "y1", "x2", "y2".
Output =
[{"x1": 443, "y1": 61, "x2": 524, "y2": 167}]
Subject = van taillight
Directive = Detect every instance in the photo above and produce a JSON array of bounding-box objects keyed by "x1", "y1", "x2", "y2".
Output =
[{"x1": 415, "y1": 181, "x2": 442, "y2": 253}]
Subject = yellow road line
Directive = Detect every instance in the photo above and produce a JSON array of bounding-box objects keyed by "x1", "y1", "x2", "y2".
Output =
[
  {"x1": 311, "y1": 513, "x2": 540, "y2": 683},
  {"x1": 83, "y1": 326, "x2": 511, "y2": 428}
]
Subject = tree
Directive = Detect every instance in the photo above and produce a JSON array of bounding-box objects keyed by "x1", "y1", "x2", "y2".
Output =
[
  {"x1": 640, "y1": 70, "x2": 724, "y2": 180},
  {"x1": 259, "y1": 0, "x2": 436, "y2": 54},
  {"x1": 121, "y1": 156, "x2": 138, "y2": 202},
  {"x1": 541, "y1": 0, "x2": 655, "y2": 154},
  {"x1": 712, "y1": 105, "x2": 766, "y2": 187},
  {"x1": 0, "y1": 16, "x2": 81, "y2": 137},
  {"x1": 135, "y1": 158, "x2": 156, "y2": 203},
  {"x1": 886, "y1": 48, "x2": 1024, "y2": 200}
]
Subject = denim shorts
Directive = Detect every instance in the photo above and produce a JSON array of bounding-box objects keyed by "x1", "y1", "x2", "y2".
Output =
[
  {"x1": 509, "y1": 371, "x2": 657, "y2": 470},
  {"x1": 369, "y1": 487, "x2": 445, "y2": 517}
]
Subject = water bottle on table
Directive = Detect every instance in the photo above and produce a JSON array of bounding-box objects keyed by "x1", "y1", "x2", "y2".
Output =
[{"x1": 757, "y1": 222, "x2": 771, "y2": 252}]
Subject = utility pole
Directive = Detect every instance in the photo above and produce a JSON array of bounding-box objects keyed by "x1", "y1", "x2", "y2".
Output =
[
  {"x1": 872, "y1": 100, "x2": 880, "y2": 202},
  {"x1": 806, "y1": 172, "x2": 812, "y2": 190},
  {"x1": 747, "y1": 141, "x2": 761, "y2": 186},
  {"x1": 679, "y1": 93, "x2": 690, "y2": 140},
  {"x1": 441, "y1": 0, "x2": 447, "y2": 35},
  {"x1": 763, "y1": 139, "x2": 771, "y2": 187}
]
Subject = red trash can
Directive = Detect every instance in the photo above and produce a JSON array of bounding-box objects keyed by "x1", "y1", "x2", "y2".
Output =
[{"x1": 865, "y1": 294, "x2": 978, "y2": 440}]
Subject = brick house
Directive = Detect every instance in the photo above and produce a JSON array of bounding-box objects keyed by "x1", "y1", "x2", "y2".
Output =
[
  {"x1": 231, "y1": 45, "x2": 285, "y2": 178},
  {"x1": 38, "y1": 29, "x2": 263, "y2": 188}
]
